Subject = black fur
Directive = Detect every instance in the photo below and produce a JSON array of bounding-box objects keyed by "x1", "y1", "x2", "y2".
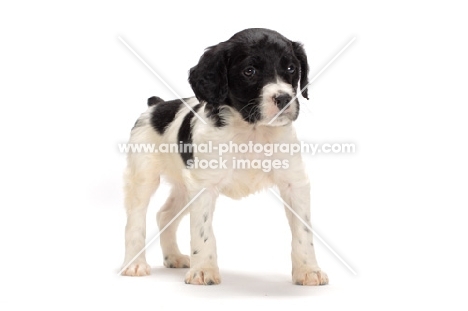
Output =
[
  {"x1": 188, "y1": 43, "x2": 230, "y2": 121},
  {"x1": 150, "y1": 98, "x2": 183, "y2": 134},
  {"x1": 292, "y1": 42, "x2": 309, "y2": 99},
  {"x1": 177, "y1": 103, "x2": 202, "y2": 166},
  {"x1": 188, "y1": 28, "x2": 309, "y2": 124}
]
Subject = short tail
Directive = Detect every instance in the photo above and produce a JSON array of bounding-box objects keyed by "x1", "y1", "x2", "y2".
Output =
[{"x1": 147, "y1": 96, "x2": 165, "y2": 107}]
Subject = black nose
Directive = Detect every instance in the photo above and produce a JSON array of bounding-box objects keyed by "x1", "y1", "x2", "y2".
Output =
[{"x1": 274, "y1": 94, "x2": 292, "y2": 109}]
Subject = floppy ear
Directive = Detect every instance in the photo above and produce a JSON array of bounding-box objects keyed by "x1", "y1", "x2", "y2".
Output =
[
  {"x1": 188, "y1": 43, "x2": 229, "y2": 107},
  {"x1": 292, "y1": 42, "x2": 309, "y2": 100}
]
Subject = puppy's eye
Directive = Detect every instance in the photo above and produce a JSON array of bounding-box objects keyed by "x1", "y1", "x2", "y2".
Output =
[
  {"x1": 243, "y1": 67, "x2": 256, "y2": 77},
  {"x1": 287, "y1": 64, "x2": 296, "y2": 74}
]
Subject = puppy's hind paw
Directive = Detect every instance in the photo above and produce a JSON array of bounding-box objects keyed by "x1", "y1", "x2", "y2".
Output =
[{"x1": 164, "y1": 254, "x2": 190, "y2": 268}]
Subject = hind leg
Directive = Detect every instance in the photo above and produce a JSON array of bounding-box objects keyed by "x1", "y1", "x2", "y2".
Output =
[
  {"x1": 121, "y1": 154, "x2": 160, "y2": 276},
  {"x1": 157, "y1": 184, "x2": 190, "y2": 268}
]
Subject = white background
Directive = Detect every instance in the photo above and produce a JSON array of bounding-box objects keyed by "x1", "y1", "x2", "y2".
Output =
[{"x1": 1, "y1": 0, "x2": 467, "y2": 310}]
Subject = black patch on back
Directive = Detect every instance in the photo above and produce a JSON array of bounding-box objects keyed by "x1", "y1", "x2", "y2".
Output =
[
  {"x1": 148, "y1": 96, "x2": 165, "y2": 106},
  {"x1": 178, "y1": 104, "x2": 202, "y2": 166},
  {"x1": 150, "y1": 99, "x2": 183, "y2": 134}
]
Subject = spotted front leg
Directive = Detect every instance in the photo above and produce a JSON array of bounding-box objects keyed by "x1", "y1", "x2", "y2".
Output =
[
  {"x1": 278, "y1": 178, "x2": 328, "y2": 286},
  {"x1": 184, "y1": 188, "x2": 220, "y2": 285}
]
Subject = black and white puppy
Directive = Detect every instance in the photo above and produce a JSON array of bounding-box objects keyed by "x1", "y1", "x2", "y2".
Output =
[{"x1": 121, "y1": 28, "x2": 328, "y2": 286}]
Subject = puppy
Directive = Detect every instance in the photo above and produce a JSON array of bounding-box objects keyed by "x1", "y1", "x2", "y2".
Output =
[{"x1": 121, "y1": 28, "x2": 328, "y2": 285}]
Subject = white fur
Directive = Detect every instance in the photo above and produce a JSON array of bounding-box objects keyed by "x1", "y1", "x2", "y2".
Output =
[
  {"x1": 121, "y1": 97, "x2": 328, "y2": 286},
  {"x1": 259, "y1": 78, "x2": 298, "y2": 126}
]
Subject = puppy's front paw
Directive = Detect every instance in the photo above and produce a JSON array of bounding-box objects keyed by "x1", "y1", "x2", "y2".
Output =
[
  {"x1": 121, "y1": 262, "x2": 151, "y2": 276},
  {"x1": 293, "y1": 268, "x2": 328, "y2": 286},
  {"x1": 184, "y1": 268, "x2": 221, "y2": 285},
  {"x1": 164, "y1": 254, "x2": 190, "y2": 268}
]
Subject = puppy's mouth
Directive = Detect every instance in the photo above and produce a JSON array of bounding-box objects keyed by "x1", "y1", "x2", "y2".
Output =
[
  {"x1": 260, "y1": 96, "x2": 298, "y2": 126},
  {"x1": 256, "y1": 81, "x2": 299, "y2": 126},
  {"x1": 233, "y1": 96, "x2": 298, "y2": 126}
]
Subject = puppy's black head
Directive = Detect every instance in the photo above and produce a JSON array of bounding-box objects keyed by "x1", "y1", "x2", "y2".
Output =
[{"x1": 189, "y1": 28, "x2": 309, "y2": 126}]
